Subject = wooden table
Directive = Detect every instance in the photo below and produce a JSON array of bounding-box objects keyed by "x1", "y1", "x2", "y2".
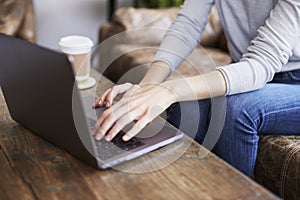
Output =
[{"x1": 0, "y1": 70, "x2": 278, "y2": 199}]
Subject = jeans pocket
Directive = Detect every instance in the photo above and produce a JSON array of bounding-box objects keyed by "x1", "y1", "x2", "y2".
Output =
[{"x1": 290, "y1": 70, "x2": 300, "y2": 81}]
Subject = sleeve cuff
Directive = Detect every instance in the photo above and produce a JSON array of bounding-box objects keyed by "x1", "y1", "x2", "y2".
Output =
[{"x1": 216, "y1": 67, "x2": 230, "y2": 96}]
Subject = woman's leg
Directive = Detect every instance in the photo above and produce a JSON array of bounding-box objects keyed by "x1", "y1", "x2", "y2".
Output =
[
  {"x1": 167, "y1": 99, "x2": 212, "y2": 143},
  {"x1": 214, "y1": 83, "x2": 300, "y2": 176},
  {"x1": 167, "y1": 82, "x2": 300, "y2": 177}
]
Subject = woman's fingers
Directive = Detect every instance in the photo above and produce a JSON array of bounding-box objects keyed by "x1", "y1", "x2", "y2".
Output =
[
  {"x1": 93, "y1": 84, "x2": 174, "y2": 141},
  {"x1": 122, "y1": 114, "x2": 151, "y2": 141},
  {"x1": 95, "y1": 97, "x2": 130, "y2": 128},
  {"x1": 93, "y1": 83, "x2": 133, "y2": 108},
  {"x1": 94, "y1": 98, "x2": 138, "y2": 140},
  {"x1": 106, "y1": 83, "x2": 133, "y2": 107},
  {"x1": 105, "y1": 107, "x2": 145, "y2": 141},
  {"x1": 93, "y1": 88, "x2": 112, "y2": 108}
]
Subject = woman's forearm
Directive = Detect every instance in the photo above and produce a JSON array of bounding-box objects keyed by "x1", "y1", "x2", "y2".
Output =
[
  {"x1": 139, "y1": 61, "x2": 171, "y2": 85},
  {"x1": 163, "y1": 70, "x2": 227, "y2": 103},
  {"x1": 139, "y1": 60, "x2": 227, "y2": 102}
]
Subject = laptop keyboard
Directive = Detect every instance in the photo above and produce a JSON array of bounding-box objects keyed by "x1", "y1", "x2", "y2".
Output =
[{"x1": 88, "y1": 118, "x2": 145, "y2": 160}]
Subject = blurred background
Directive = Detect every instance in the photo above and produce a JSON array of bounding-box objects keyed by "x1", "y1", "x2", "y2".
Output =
[
  {"x1": 33, "y1": 0, "x2": 183, "y2": 50},
  {"x1": 33, "y1": 0, "x2": 133, "y2": 50}
]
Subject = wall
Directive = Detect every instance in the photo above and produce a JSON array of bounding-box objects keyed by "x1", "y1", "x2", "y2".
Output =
[{"x1": 33, "y1": 0, "x2": 133, "y2": 50}]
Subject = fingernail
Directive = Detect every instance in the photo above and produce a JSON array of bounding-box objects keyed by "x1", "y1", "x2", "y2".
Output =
[
  {"x1": 123, "y1": 135, "x2": 130, "y2": 141},
  {"x1": 105, "y1": 135, "x2": 111, "y2": 141},
  {"x1": 95, "y1": 134, "x2": 102, "y2": 140}
]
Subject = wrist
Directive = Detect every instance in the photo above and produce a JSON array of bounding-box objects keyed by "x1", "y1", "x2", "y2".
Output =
[{"x1": 161, "y1": 81, "x2": 178, "y2": 104}]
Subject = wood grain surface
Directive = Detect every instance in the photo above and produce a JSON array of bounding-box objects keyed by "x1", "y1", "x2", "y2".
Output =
[{"x1": 0, "y1": 69, "x2": 279, "y2": 200}]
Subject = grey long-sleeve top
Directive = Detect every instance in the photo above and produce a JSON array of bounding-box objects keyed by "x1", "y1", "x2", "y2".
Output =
[{"x1": 153, "y1": 0, "x2": 300, "y2": 95}]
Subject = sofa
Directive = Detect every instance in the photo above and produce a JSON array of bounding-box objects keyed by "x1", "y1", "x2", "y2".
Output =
[
  {"x1": 0, "y1": 0, "x2": 35, "y2": 42},
  {"x1": 98, "y1": 7, "x2": 300, "y2": 199},
  {"x1": 98, "y1": 7, "x2": 230, "y2": 83}
]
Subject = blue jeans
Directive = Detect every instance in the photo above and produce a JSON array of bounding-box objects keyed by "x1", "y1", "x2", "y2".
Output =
[{"x1": 167, "y1": 69, "x2": 300, "y2": 177}]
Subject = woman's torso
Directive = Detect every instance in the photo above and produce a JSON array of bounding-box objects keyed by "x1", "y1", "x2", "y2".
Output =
[{"x1": 215, "y1": 0, "x2": 300, "y2": 71}]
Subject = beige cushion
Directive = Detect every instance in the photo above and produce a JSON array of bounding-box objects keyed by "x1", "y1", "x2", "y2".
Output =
[
  {"x1": 100, "y1": 6, "x2": 226, "y2": 50},
  {"x1": 0, "y1": 0, "x2": 35, "y2": 42},
  {"x1": 98, "y1": 43, "x2": 231, "y2": 84}
]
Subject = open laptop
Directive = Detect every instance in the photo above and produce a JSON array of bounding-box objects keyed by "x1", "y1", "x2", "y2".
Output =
[{"x1": 0, "y1": 34, "x2": 184, "y2": 169}]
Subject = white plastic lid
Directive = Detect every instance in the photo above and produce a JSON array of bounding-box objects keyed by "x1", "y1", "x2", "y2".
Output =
[{"x1": 59, "y1": 35, "x2": 93, "y2": 55}]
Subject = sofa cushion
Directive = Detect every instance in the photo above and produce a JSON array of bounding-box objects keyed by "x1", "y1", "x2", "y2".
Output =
[
  {"x1": 254, "y1": 135, "x2": 300, "y2": 199},
  {"x1": 100, "y1": 6, "x2": 227, "y2": 51},
  {"x1": 98, "y1": 43, "x2": 231, "y2": 84},
  {"x1": 0, "y1": 0, "x2": 35, "y2": 42}
]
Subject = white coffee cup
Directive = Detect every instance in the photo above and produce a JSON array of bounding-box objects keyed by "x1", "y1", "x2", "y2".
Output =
[{"x1": 59, "y1": 35, "x2": 96, "y2": 89}]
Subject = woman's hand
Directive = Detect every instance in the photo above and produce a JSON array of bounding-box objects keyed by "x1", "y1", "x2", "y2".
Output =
[
  {"x1": 93, "y1": 83, "x2": 177, "y2": 141},
  {"x1": 92, "y1": 67, "x2": 227, "y2": 142},
  {"x1": 93, "y1": 83, "x2": 141, "y2": 108}
]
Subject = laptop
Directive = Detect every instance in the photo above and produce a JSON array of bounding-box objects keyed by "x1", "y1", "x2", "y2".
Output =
[{"x1": 0, "y1": 34, "x2": 184, "y2": 169}]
